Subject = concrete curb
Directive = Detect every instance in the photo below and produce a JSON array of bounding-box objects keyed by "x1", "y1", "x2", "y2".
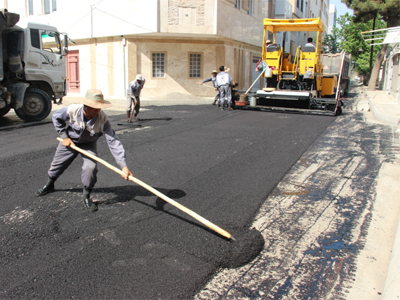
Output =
[
  {"x1": 383, "y1": 213, "x2": 400, "y2": 299},
  {"x1": 368, "y1": 97, "x2": 400, "y2": 126}
]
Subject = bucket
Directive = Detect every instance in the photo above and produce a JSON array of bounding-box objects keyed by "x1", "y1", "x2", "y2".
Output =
[
  {"x1": 249, "y1": 96, "x2": 256, "y2": 106},
  {"x1": 265, "y1": 67, "x2": 273, "y2": 78},
  {"x1": 240, "y1": 94, "x2": 248, "y2": 102}
]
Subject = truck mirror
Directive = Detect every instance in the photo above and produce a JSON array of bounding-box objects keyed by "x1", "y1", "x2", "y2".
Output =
[{"x1": 63, "y1": 35, "x2": 68, "y2": 55}]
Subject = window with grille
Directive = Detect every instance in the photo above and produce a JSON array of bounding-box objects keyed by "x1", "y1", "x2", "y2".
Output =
[
  {"x1": 189, "y1": 53, "x2": 201, "y2": 78},
  {"x1": 152, "y1": 52, "x2": 165, "y2": 78},
  {"x1": 28, "y1": 0, "x2": 33, "y2": 15}
]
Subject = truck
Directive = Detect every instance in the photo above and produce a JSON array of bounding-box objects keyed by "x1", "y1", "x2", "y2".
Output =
[
  {"x1": 0, "y1": 9, "x2": 69, "y2": 121},
  {"x1": 235, "y1": 18, "x2": 348, "y2": 116},
  {"x1": 321, "y1": 52, "x2": 351, "y2": 96}
]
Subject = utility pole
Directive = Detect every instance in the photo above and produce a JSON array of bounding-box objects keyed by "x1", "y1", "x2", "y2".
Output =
[{"x1": 369, "y1": 12, "x2": 377, "y2": 75}]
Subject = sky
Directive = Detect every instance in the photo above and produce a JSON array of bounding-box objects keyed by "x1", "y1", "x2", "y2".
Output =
[{"x1": 330, "y1": 0, "x2": 354, "y2": 17}]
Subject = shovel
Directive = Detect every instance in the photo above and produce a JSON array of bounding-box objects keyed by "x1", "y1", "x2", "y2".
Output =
[{"x1": 56, "y1": 138, "x2": 233, "y2": 240}]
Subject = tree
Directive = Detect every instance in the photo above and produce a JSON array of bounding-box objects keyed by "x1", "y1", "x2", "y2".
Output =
[
  {"x1": 341, "y1": 0, "x2": 400, "y2": 90},
  {"x1": 331, "y1": 13, "x2": 384, "y2": 82},
  {"x1": 322, "y1": 32, "x2": 341, "y2": 53}
]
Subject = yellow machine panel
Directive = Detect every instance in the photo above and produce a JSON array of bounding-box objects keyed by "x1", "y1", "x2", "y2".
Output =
[{"x1": 321, "y1": 76, "x2": 338, "y2": 97}]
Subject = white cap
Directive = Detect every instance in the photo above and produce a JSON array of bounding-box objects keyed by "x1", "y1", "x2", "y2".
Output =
[{"x1": 136, "y1": 74, "x2": 143, "y2": 81}]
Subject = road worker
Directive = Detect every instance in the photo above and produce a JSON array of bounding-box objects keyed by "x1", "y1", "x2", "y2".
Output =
[
  {"x1": 127, "y1": 74, "x2": 145, "y2": 122},
  {"x1": 200, "y1": 70, "x2": 220, "y2": 105},
  {"x1": 36, "y1": 89, "x2": 133, "y2": 212},
  {"x1": 216, "y1": 65, "x2": 233, "y2": 110}
]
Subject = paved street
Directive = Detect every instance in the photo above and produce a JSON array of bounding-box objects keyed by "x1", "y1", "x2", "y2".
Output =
[
  {"x1": 0, "y1": 84, "x2": 399, "y2": 299},
  {"x1": 196, "y1": 85, "x2": 400, "y2": 299}
]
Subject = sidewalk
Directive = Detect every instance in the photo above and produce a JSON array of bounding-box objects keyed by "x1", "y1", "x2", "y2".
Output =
[
  {"x1": 366, "y1": 89, "x2": 400, "y2": 128},
  {"x1": 364, "y1": 88, "x2": 400, "y2": 299}
]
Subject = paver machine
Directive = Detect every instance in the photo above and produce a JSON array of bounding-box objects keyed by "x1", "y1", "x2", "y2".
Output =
[{"x1": 248, "y1": 18, "x2": 346, "y2": 115}]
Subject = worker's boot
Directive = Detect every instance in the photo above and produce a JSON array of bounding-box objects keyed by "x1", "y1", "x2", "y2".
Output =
[
  {"x1": 228, "y1": 102, "x2": 233, "y2": 110},
  {"x1": 83, "y1": 187, "x2": 98, "y2": 212},
  {"x1": 127, "y1": 111, "x2": 131, "y2": 123},
  {"x1": 36, "y1": 177, "x2": 56, "y2": 196}
]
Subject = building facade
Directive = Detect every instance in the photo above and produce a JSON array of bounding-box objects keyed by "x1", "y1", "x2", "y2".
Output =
[
  {"x1": 3, "y1": 0, "x2": 268, "y2": 100},
  {"x1": 2, "y1": 0, "x2": 330, "y2": 100},
  {"x1": 327, "y1": 4, "x2": 336, "y2": 35}
]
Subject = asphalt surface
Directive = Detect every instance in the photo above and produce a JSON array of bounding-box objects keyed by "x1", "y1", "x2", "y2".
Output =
[
  {"x1": 197, "y1": 86, "x2": 400, "y2": 299},
  {"x1": 0, "y1": 104, "x2": 335, "y2": 299}
]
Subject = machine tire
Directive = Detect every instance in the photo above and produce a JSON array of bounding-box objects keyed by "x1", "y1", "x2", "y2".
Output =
[
  {"x1": 0, "y1": 106, "x2": 11, "y2": 117},
  {"x1": 15, "y1": 88, "x2": 52, "y2": 121}
]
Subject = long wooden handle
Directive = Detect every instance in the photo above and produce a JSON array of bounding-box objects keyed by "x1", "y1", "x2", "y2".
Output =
[
  {"x1": 56, "y1": 138, "x2": 233, "y2": 240},
  {"x1": 197, "y1": 82, "x2": 216, "y2": 89},
  {"x1": 245, "y1": 68, "x2": 265, "y2": 95}
]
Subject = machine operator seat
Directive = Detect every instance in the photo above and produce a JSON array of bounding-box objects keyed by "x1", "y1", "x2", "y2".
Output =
[
  {"x1": 266, "y1": 44, "x2": 280, "y2": 52},
  {"x1": 303, "y1": 45, "x2": 316, "y2": 53}
]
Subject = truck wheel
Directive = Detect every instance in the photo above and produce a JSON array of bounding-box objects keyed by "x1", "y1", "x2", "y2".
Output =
[
  {"x1": 0, "y1": 107, "x2": 11, "y2": 117},
  {"x1": 15, "y1": 88, "x2": 52, "y2": 121}
]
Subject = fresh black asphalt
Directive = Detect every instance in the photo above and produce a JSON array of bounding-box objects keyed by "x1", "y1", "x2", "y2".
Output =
[{"x1": 0, "y1": 105, "x2": 335, "y2": 299}]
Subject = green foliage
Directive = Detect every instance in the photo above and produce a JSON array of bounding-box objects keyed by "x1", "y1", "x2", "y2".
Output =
[
  {"x1": 343, "y1": 0, "x2": 400, "y2": 27},
  {"x1": 331, "y1": 13, "x2": 386, "y2": 76},
  {"x1": 322, "y1": 33, "x2": 341, "y2": 53}
]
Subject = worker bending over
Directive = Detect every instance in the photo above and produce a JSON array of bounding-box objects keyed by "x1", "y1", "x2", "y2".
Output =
[
  {"x1": 36, "y1": 89, "x2": 133, "y2": 212},
  {"x1": 127, "y1": 74, "x2": 145, "y2": 122},
  {"x1": 200, "y1": 70, "x2": 220, "y2": 105}
]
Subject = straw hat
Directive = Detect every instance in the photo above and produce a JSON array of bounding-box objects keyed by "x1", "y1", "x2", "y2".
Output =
[
  {"x1": 212, "y1": 70, "x2": 218, "y2": 74},
  {"x1": 266, "y1": 39, "x2": 272, "y2": 44},
  {"x1": 79, "y1": 89, "x2": 112, "y2": 109},
  {"x1": 224, "y1": 66, "x2": 230, "y2": 72}
]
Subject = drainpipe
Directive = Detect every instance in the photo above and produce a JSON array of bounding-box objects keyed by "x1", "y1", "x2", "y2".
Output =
[
  {"x1": 91, "y1": 5, "x2": 93, "y2": 38},
  {"x1": 213, "y1": 0, "x2": 217, "y2": 35},
  {"x1": 123, "y1": 37, "x2": 126, "y2": 96}
]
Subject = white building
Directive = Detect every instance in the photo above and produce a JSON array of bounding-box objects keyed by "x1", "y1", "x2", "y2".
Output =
[
  {"x1": 270, "y1": 0, "x2": 329, "y2": 57},
  {"x1": 308, "y1": 0, "x2": 329, "y2": 41},
  {"x1": 2, "y1": 0, "x2": 267, "y2": 100},
  {"x1": 327, "y1": 4, "x2": 337, "y2": 35}
]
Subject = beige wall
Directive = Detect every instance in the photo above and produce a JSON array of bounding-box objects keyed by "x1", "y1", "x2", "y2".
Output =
[
  {"x1": 160, "y1": 0, "x2": 215, "y2": 34},
  {"x1": 67, "y1": 36, "x2": 260, "y2": 99},
  {"x1": 216, "y1": 0, "x2": 264, "y2": 47}
]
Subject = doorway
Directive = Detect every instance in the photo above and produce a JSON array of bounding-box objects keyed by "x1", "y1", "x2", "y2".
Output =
[{"x1": 66, "y1": 50, "x2": 80, "y2": 93}]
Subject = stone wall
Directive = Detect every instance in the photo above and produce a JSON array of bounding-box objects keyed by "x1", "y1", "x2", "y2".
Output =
[{"x1": 168, "y1": 0, "x2": 205, "y2": 26}]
